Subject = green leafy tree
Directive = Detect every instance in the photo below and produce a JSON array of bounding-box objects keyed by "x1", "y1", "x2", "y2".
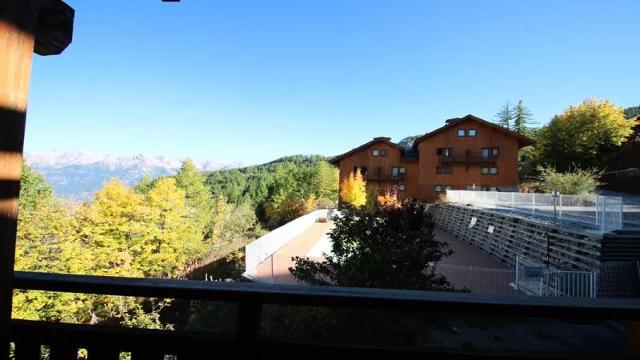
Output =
[
  {"x1": 538, "y1": 165, "x2": 602, "y2": 195},
  {"x1": 19, "y1": 162, "x2": 55, "y2": 211},
  {"x1": 290, "y1": 201, "x2": 453, "y2": 290},
  {"x1": 536, "y1": 98, "x2": 634, "y2": 171},
  {"x1": 133, "y1": 175, "x2": 155, "y2": 195},
  {"x1": 513, "y1": 100, "x2": 534, "y2": 135},
  {"x1": 495, "y1": 101, "x2": 514, "y2": 129}
]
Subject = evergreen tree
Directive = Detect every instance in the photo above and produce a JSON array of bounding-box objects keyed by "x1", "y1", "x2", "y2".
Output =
[
  {"x1": 495, "y1": 102, "x2": 513, "y2": 129},
  {"x1": 513, "y1": 100, "x2": 534, "y2": 134},
  {"x1": 625, "y1": 105, "x2": 640, "y2": 119}
]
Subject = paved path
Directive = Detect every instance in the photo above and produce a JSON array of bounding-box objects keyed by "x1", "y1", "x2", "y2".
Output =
[
  {"x1": 435, "y1": 228, "x2": 508, "y2": 269},
  {"x1": 252, "y1": 223, "x2": 513, "y2": 288},
  {"x1": 253, "y1": 222, "x2": 331, "y2": 284}
]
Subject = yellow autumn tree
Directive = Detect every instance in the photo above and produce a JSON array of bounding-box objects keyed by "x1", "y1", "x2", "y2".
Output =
[
  {"x1": 377, "y1": 187, "x2": 401, "y2": 208},
  {"x1": 340, "y1": 169, "x2": 367, "y2": 207}
]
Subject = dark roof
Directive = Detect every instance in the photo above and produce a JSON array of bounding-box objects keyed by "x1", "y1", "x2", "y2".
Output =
[
  {"x1": 328, "y1": 137, "x2": 404, "y2": 165},
  {"x1": 412, "y1": 114, "x2": 536, "y2": 149}
]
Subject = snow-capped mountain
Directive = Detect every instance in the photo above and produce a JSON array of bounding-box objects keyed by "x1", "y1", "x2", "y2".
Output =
[{"x1": 25, "y1": 151, "x2": 243, "y2": 200}]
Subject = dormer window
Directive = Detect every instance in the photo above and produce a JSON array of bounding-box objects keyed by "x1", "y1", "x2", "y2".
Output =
[{"x1": 372, "y1": 149, "x2": 379, "y2": 157}]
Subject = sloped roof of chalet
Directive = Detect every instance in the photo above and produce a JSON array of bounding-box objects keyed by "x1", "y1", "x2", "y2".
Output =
[
  {"x1": 328, "y1": 137, "x2": 404, "y2": 165},
  {"x1": 412, "y1": 114, "x2": 536, "y2": 149}
]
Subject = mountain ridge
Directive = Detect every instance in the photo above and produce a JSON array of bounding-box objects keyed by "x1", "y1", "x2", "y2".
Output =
[{"x1": 25, "y1": 151, "x2": 244, "y2": 200}]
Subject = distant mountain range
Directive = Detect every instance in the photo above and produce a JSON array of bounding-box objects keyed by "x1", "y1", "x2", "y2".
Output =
[{"x1": 26, "y1": 151, "x2": 243, "y2": 200}]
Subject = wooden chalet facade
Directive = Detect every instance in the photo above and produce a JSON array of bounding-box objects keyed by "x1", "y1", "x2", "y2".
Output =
[{"x1": 330, "y1": 115, "x2": 535, "y2": 202}]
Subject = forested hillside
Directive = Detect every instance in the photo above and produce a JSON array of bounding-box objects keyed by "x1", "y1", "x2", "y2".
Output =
[
  {"x1": 14, "y1": 155, "x2": 338, "y2": 327},
  {"x1": 206, "y1": 155, "x2": 338, "y2": 228}
]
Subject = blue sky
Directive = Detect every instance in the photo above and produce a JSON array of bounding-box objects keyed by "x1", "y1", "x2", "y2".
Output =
[{"x1": 26, "y1": 0, "x2": 640, "y2": 165}]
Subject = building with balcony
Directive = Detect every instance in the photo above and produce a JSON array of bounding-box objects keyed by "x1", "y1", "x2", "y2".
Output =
[{"x1": 330, "y1": 115, "x2": 535, "y2": 202}]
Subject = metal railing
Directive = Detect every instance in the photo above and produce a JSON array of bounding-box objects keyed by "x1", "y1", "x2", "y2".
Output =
[
  {"x1": 244, "y1": 209, "x2": 331, "y2": 276},
  {"x1": 434, "y1": 264, "x2": 519, "y2": 296},
  {"x1": 9, "y1": 271, "x2": 640, "y2": 359},
  {"x1": 445, "y1": 190, "x2": 632, "y2": 233},
  {"x1": 515, "y1": 256, "x2": 597, "y2": 298}
]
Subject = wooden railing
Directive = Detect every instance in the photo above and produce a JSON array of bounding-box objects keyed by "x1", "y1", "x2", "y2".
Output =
[
  {"x1": 9, "y1": 271, "x2": 640, "y2": 359},
  {"x1": 365, "y1": 174, "x2": 405, "y2": 182},
  {"x1": 439, "y1": 154, "x2": 498, "y2": 165}
]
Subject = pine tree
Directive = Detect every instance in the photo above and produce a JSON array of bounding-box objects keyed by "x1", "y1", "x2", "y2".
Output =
[
  {"x1": 513, "y1": 100, "x2": 534, "y2": 135},
  {"x1": 339, "y1": 169, "x2": 367, "y2": 207},
  {"x1": 495, "y1": 102, "x2": 513, "y2": 129}
]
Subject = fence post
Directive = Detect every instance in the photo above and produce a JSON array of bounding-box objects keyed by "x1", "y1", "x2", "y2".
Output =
[
  {"x1": 595, "y1": 196, "x2": 599, "y2": 227},
  {"x1": 601, "y1": 197, "x2": 607, "y2": 233},
  {"x1": 532, "y1": 193, "x2": 536, "y2": 215},
  {"x1": 515, "y1": 256, "x2": 519, "y2": 290},
  {"x1": 558, "y1": 195, "x2": 563, "y2": 220},
  {"x1": 620, "y1": 198, "x2": 624, "y2": 230}
]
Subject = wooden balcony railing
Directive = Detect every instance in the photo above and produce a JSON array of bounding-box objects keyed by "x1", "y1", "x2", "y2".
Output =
[
  {"x1": 365, "y1": 174, "x2": 405, "y2": 182},
  {"x1": 8, "y1": 271, "x2": 640, "y2": 359},
  {"x1": 439, "y1": 154, "x2": 498, "y2": 165}
]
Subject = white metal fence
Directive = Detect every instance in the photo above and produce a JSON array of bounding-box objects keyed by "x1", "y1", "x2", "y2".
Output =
[
  {"x1": 244, "y1": 209, "x2": 332, "y2": 277},
  {"x1": 446, "y1": 190, "x2": 628, "y2": 233},
  {"x1": 435, "y1": 264, "x2": 519, "y2": 295},
  {"x1": 515, "y1": 256, "x2": 596, "y2": 298}
]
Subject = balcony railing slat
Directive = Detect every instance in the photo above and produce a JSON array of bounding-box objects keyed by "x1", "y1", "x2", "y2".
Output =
[
  {"x1": 13, "y1": 340, "x2": 40, "y2": 360},
  {"x1": 49, "y1": 343, "x2": 77, "y2": 360},
  {"x1": 88, "y1": 346, "x2": 121, "y2": 360},
  {"x1": 13, "y1": 271, "x2": 640, "y2": 320}
]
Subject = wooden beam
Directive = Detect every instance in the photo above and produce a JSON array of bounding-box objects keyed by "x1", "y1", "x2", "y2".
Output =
[
  {"x1": 0, "y1": 2, "x2": 36, "y2": 356},
  {"x1": 0, "y1": 0, "x2": 74, "y2": 356}
]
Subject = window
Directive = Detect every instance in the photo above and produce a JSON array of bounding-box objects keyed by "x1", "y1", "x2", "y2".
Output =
[
  {"x1": 457, "y1": 129, "x2": 466, "y2": 137},
  {"x1": 445, "y1": 185, "x2": 452, "y2": 191},
  {"x1": 398, "y1": 184, "x2": 406, "y2": 192},
  {"x1": 481, "y1": 147, "x2": 500, "y2": 158},
  {"x1": 490, "y1": 186, "x2": 497, "y2": 191},
  {"x1": 436, "y1": 166, "x2": 452, "y2": 174},
  {"x1": 372, "y1": 149, "x2": 379, "y2": 157},
  {"x1": 468, "y1": 129, "x2": 477, "y2": 137},
  {"x1": 466, "y1": 185, "x2": 475, "y2": 190},
  {"x1": 482, "y1": 167, "x2": 498, "y2": 175},
  {"x1": 381, "y1": 149, "x2": 388, "y2": 157},
  {"x1": 436, "y1": 148, "x2": 452, "y2": 157},
  {"x1": 391, "y1": 167, "x2": 405, "y2": 176},
  {"x1": 434, "y1": 184, "x2": 442, "y2": 192}
]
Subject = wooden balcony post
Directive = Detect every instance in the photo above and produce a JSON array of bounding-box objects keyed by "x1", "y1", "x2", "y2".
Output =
[{"x1": 0, "y1": 0, "x2": 73, "y2": 355}]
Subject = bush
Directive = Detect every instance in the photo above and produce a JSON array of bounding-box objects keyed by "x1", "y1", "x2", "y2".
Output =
[
  {"x1": 289, "y1": 200, "x2": 453, "y2": 290},
  {"x1": 538, "y1": 165, "x2": 602, "y2": 195}
]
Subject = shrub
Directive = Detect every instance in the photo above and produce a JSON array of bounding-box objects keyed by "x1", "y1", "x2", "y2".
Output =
[
  {"x1": 289, "y1": 200, "x2": 453, "y2": 290},
  {"x1": 538, "y1": 165, "x2": 602, "y2": 195}
]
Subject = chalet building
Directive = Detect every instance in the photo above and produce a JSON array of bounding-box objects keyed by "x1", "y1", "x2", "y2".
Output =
[{"x1": 330, "y1": 115, "x2": 535, "y2": 202}]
